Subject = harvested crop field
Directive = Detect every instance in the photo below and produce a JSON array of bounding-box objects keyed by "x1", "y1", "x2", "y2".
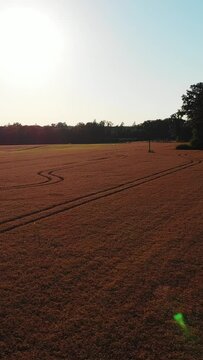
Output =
[{"x1": 0, "y1": 142, "x2": 202, "y2": 360}]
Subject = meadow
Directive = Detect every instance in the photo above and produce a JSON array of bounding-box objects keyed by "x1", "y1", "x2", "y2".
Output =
[{"x1": 0, "y1": 142, "x2": 202, "y2": 360}]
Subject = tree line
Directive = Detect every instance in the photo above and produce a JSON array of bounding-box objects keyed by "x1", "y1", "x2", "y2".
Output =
[
  {"x1": 0, "y1": 83, "x2": 202, "y2": 147},
  {"x1": 0, "y1": 118, "x2": 192, "y2": 145}
]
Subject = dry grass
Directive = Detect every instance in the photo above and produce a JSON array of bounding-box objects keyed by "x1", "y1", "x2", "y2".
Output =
[{"x1": 0, "y1": 142, "x2": 202, "y2": 359}]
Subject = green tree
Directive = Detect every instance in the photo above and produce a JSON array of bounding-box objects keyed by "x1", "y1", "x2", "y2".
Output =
[{"x1": 181, "y1": 83, "x2": 203, "y2": 148}]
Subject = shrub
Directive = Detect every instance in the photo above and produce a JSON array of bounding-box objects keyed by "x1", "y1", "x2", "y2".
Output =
[{"x1": 176, "y1": 143, "x2": 192, "y2": 150}]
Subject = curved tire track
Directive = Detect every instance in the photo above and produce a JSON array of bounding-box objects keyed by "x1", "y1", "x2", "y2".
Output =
[
  {"x1": 0, "y1": 154, "x2": 127, "y2": 191},
  {"x1": 0, "y1": 156, "x2": 114, "y2": 191},
  {"x1": 0, "y1": 158, "x2": 201, "y2": 234},
  {"x1": 1, "y1": 169, "x2": 64, "y2": 190}
]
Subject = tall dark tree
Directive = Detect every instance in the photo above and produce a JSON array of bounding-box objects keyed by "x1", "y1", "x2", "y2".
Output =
[{"x1": 181, "y1": 83, "x2": 203, "y2": 148}]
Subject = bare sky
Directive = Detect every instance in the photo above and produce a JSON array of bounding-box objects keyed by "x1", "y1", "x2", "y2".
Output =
[{"x1": 0, "y1": 0, "x2": 202, "y2": 126}]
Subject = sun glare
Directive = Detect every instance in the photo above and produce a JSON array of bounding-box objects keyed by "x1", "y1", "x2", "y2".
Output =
[{"x1": 0, "y1": 7, "x2": 64, "y2": 88}]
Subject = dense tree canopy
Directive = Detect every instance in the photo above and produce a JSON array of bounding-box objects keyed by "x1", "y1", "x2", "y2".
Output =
[{"x1": 181, "y1": 82, "x2": 203, "y2": 148}]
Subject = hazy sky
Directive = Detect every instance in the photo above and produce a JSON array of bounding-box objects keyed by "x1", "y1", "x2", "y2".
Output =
[{"x1": 0, "y1": 0, "x2": 202, "y2": 126}]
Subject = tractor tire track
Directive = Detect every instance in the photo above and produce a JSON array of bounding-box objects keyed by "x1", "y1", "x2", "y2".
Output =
[
  {"x1": 1, "y1": 169, "x2": 65, "y2": 190},
  {"x1": 0, "y1": 158, "x2": 201, "y2": 234},
  {"x1": 0, "y1": 155, "x2": 114, "y2": 191},
  {"x1": 1, "y1": 157, "x2": 194, "y2": 223},
  {"x1": 15, "y1": 146, "x2": 46, "y2": 152}
]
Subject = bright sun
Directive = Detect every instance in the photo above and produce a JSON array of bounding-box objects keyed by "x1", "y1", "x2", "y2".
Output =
[{"x1": 0, "y1": 7, "x2": 64, "y2": 88}]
